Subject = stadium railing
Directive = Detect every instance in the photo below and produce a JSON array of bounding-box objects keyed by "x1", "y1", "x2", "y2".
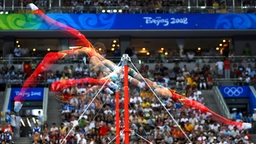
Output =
[
  {"x1": 214, "y1": 78, "x2": 255, "y2": 86},
  {"x1": 0, "y1": 55, "x2": 255, "y2": 64},
  {"x1": 5, "y1": 80, "x2": 50, "y2": 88},
  {"x1": 213, "y1": 86, "x2": 232, "y2": 119},
  {"x1": 0, "y1": 6, "x2": 255, "y2": 14}
]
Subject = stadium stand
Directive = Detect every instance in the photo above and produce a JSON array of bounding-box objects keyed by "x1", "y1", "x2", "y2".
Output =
[{"x1": 1, "y1": 55, "x2": 256, "y2": 143}]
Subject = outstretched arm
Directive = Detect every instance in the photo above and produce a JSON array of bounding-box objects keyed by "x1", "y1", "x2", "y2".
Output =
[
  {"x1": 29, "y1": 3, "x2": 92, "y2": 47},
  {"x1": 28, "y1": 3, "x2": 96, "y2": 57},
  {"x1": 50, "y1": 77, "x2": 118, "y2": 92}
]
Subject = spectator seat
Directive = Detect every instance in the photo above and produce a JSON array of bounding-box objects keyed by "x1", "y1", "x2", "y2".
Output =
[
  {"x1": 236, "y1": 9, "x2": 243, "y2": 13},
  {"x1": 220, "y1": 9, "x2": 227, "y2": 13},
  {"x1": 18, "y1": 10, "x2": 25, "y2": 13},
  {"x1": 207, "y1": 9, "x2": 214, "y2": 13}
]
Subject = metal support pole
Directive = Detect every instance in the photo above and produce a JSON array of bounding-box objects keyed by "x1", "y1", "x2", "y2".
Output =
[
  {"x1": 115, "y1": 88, "x2": 120, "y2": 144},
  {"x1": 59, "y1": 0, "x2": 61, "y2": 7},
  {"x1": 21, "y1": 1, "x2": 23, "y2": 10},
  {"x1": 3, "y1": 0, "x2": 5, "y2": 11},
  {"x1": 187, "y1": 0, "x2": 190, "y2": 12},
  {"x1": 12, "y1": 0, "x2": 14, "y2": 11},
  {"x1": 49, "y1": 0, "x2": 52, "y2": 10},
  {"x1": 232, "y1": 0, "x2": 235, "y2": 13},
  {"x1": 122, "y1": 54, "x2": 130, "y2": 144}
]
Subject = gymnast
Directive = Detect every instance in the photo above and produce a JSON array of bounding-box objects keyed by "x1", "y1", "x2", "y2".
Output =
[{"x1": 13, "y1": 3, "x2": 252, "y2": 130}]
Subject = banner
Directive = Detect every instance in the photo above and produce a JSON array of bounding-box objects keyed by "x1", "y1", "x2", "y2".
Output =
[
  {"x1": 1, "y1": 14, "x2": 256, "y2": 30},
  {"x1": 8, "y1": 88, "x2": 44, "y2": 111},
  {"x1": 218, "y1": 86, "x2": 250, "y2": 98},
  {"x1": 249, "y1": 88, "x2": 256, "y2": 114}
]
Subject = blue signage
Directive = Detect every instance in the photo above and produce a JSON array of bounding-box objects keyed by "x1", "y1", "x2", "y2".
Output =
[
  {"x1": 10, "y1": 88, "x2": 44, "y2": 101},
  {"x1": 8, "y1": 88, "x2": 44, "y2": 111},
  {"x1": 219, "y1": 86, "x2": 256, "y2": 113},
  {"x1": 219, "y1": 86, "x2": 250, "y2": 98},
  {"x1": 1, "y1": 14, "x2": 256, "y2": 30},
  {"x1": 40, "y1": 14, "x2": 256, "y2": 30},
  {"x1": 249, "y1": 89, "x2": 256, "y2": 114}
]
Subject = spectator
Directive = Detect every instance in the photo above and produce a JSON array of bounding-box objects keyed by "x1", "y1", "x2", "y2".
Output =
[
  {"x1": 197, "y1": 132, "x2": 207, "y2": 142},
  {"x1": 244, "y1": 74, "x2": 251, "y2": 85},
  {"x1": 187, "y1": 51, "x2": 195, "y2": 62},
  {"x1": 229, "y1": 50, "x2": 236, "y2": 62},
  {"x1": 75, "y1": 2, "x2": 84, "y2": 13},
  {"x1": 124, "y1": 47, "x2": 133, "y2": 57},
  {"x1": 75, "y1": 64, "x2": 82, "y2": 73},
  {"x1": 243, "y1": 43, "x2": 251, "y2": 56},
  {"x1": 176, "y1": 73, "x2": 185, "y2": 89},
  {"x1": 238, "y1": 63, "x2": 245, "y2": 72},
  {"x1": 41, "y1": 123, "x2": 47, "y2": 133},
  {"x1": 31, "y1": 60, "x2": 38, "y2": 71},
  {"x1": 198, "y1": 74, "x2": 207, "y2": 89},
  {"x1": 5, "y1": 112, "x2": 11, "y2": 125},
  {"x1": 59, "y1": 135, "x2": 67, "y2": 143},
  {"x1": 37, "y1": 111, "x2": 42, "y2": 126},
  {"x1": 33, "y1": 132, "x2": 41, "y2": 143},
  {"x1": 194, "y1": 63, "x2": 201, "y2": 74},
  {"x1": 215, "y1": 59, "x2": 224, "y2": 78},
  {"x1": 206, "y1": 73, "x2": 213, "y2": 89},
  {"x1": 60, "y1": 73, "x2": 68, "y2": 81},
  {"x1": 224, "y1": 57, "x2": 231, "y2": 79},
  {"x1": 20, "y1": 47, "x2": 29, "y2": 57},
  {"x1": 50, "y1": 123, "x2": 59, "y2": 135},
  {"x1": 79, "y1": 134, "x2": 87, "y2": 144},
  {"x1": 68, "y1": 65, "x2": 74, "y2": 76},
  {"x1": 10, "y1": 112, "x2": 17, "y2": 136},
  {"x1": 63, "y1": 66, "x2": 69, "y2": 76},
  {"x1": 231, "y1": 108, "x2": 243, "y2": 122},
  {"x1": 33, "y1": 122, "x2": 41, "y2": 134},
  {"x1": 246, "y1": 64, "x2": 252, "y2": 76},
  {"x1": 1, "y1": 130, "x2": 12, "y2": 144},
  {"x1": 185, "y1": 74, "x2": 197, "y2": 88},
  {"x1": 173, "y1": 63, "x2": 181, "y2": 75},
  {"x1": 82, "y1": 65, "x2": 89, "y2": 76},
  {"x1": 131, "y1": 47, "x2": 138, "y2": 64},
  {"x1": 252, "y1": 108, "x2": 256, "y2": 134},
  {"x1": 183, "y1": 68, "x2": 190, "y2": 77},
  {"x1": 14, "y1": 47, "x2": 21, "y2": 57},
  {"x1": 113, "y1": 47, "x2": 120, "y2": 57},
  {"x1": 213, "y1": 1, "x2": 219, "y2": 12}
]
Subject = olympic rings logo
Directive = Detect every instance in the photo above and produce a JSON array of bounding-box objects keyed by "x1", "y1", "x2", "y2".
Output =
[{"x1": 223, "y1": 87, "x2": 243, "y2": 97}]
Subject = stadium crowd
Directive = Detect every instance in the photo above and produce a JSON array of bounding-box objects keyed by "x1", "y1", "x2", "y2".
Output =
[{"x1": 1, "y1": 55, "x2": 256, "y2": 143}]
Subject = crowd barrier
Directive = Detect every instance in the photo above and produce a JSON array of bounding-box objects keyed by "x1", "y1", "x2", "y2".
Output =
[
  {"x1": 0, "y1": 6, "x2": 255, "y2": 14},
  {"x1": 1, "y1": 55, "x2": 255, "y2": 64}
]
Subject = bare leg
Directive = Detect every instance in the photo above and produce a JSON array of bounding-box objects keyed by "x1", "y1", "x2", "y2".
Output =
[
  {"x1": 154, "y1": 87, "x2": 172, "y2": 98},
  {"x1": 86, "y1": 85, "x2": 100, "y2": 94},
  {"x1": 129, "y1": 76, "x2": 145, "y2": 89},
  {"x1": 101, "y1": 59, "x2": 118, "y2": 71},
  {"x1": 89, "y1": 56, "x2": 112, "y2": 75}
]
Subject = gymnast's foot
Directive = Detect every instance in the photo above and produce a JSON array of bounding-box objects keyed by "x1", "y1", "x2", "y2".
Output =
[
  {"x1": 108, "y1": 81, "x2": 118, "y2": 90},
  {"x1": 138, "y1": 82, "x2": 145, "y2": 89},
  {"x1": 28, "y1": 3, "x2": 38, "y2": 11},
  {"x1": 104, "y1": 88, "x2": 114, "y2": 95}
]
